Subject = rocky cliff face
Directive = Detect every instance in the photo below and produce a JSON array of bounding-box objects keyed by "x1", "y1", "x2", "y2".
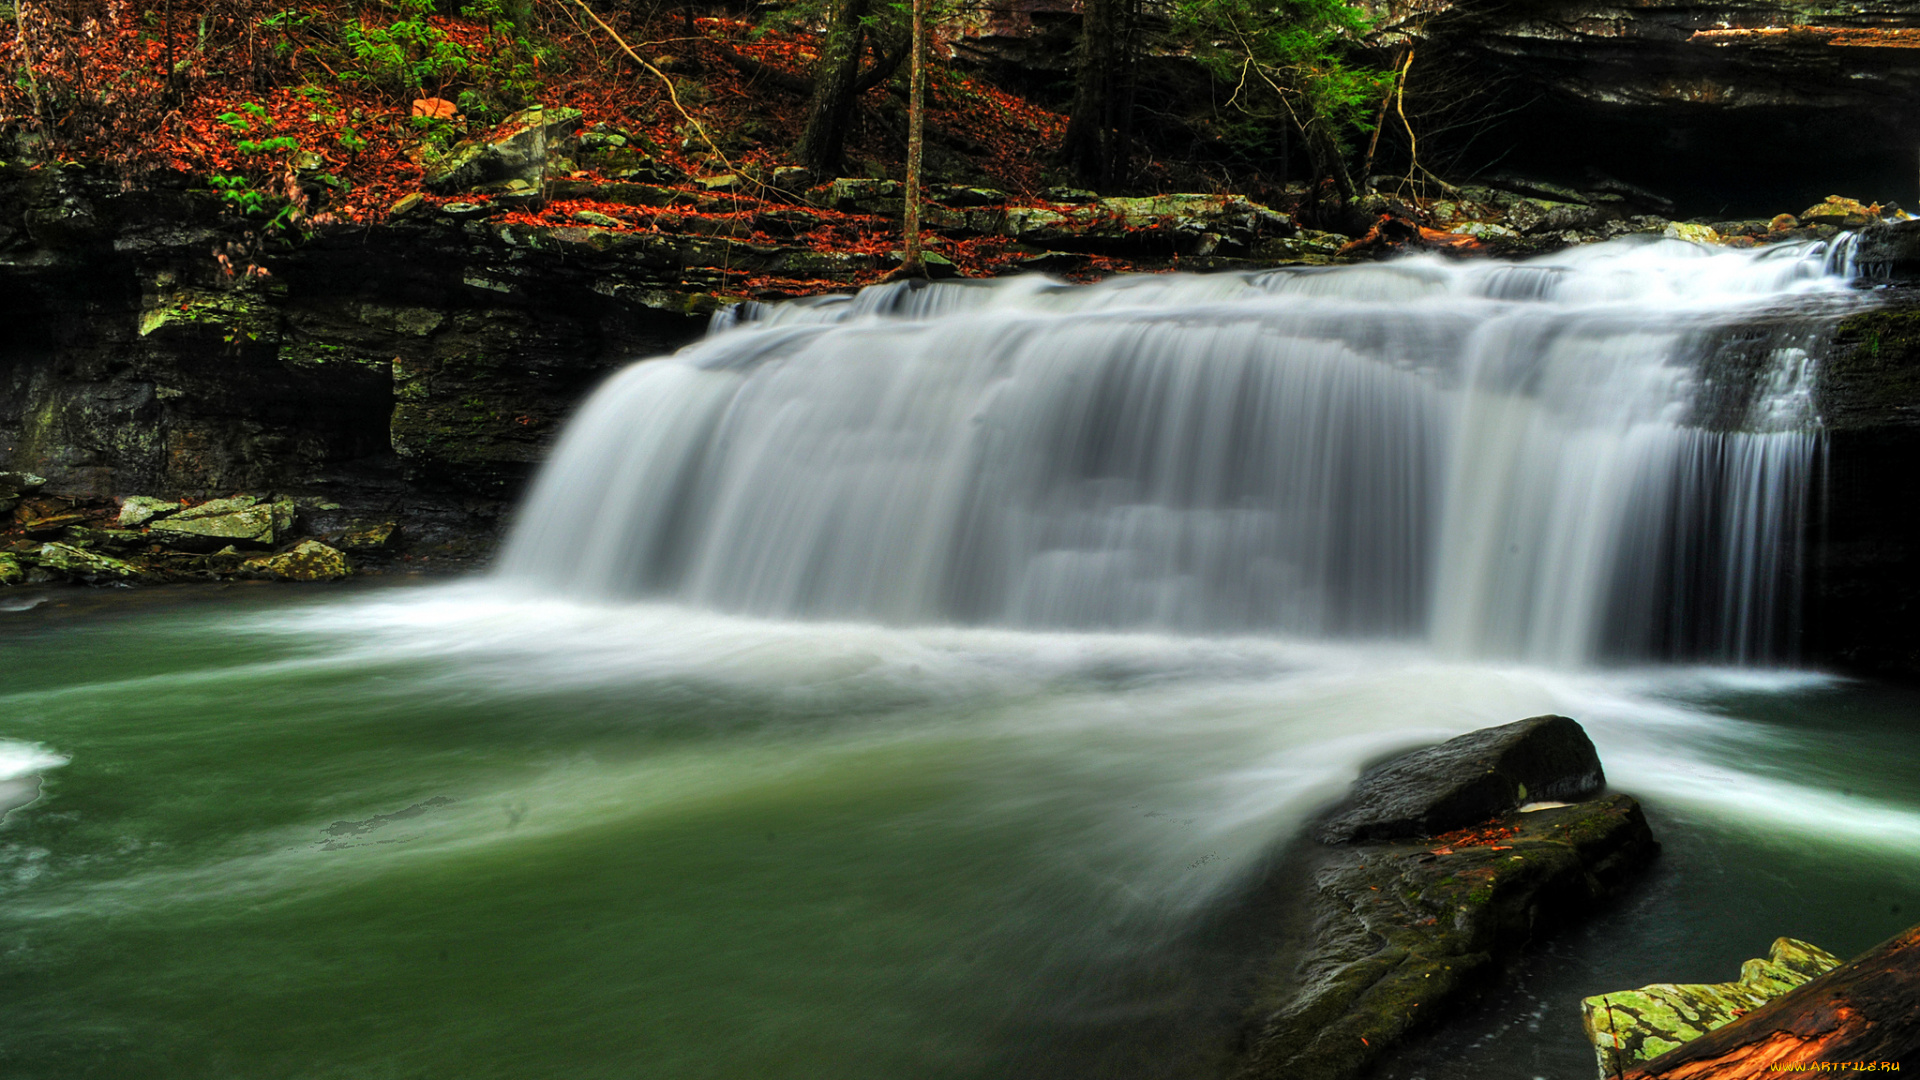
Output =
[
  {"x1": 0, "y1": 163, "x2": 716, "y2": 559},
  {"x1": 1415, "y1": 0, "x2": 1920, "y2": 211},
  {"x1": 1809, "y1": 290, "x2": 1920, "y2": 679}
]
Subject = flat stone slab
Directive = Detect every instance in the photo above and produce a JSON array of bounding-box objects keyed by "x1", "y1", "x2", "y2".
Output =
[{"x1": 1319, "y1": 714, "x2": 1605, "y2": 844}]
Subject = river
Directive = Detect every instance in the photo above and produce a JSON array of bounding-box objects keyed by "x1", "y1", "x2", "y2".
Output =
[{"x1": 2, "y1": 236, "x2": 1915, "y2": 1079}]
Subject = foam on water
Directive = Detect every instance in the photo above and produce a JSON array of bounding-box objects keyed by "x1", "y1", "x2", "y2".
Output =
[{"x1": 3, "y1": 586, "x2": 1886, "y2": 920}]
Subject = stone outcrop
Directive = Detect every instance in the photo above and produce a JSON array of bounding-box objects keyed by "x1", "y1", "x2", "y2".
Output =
[
  {"x1": 1404, "y1": 0, "x2": 1920, "y2": 210},
  {"x1": 1582, "y1": 937, "x2": 1843, "y2": 1075},
  {"x1": 0, "y1": 161, "x2": 720, "y2": 564},
  {"x1": 1807, "y1": 291, "x2": 1920, "y2": 679},
  {"x1": 1236, "y1": 717, "x2": 1658, "y2": 1080}
]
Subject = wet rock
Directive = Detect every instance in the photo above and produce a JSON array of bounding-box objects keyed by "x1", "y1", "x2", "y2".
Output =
[
  {"x1": 1582, "y1": 937, "x2": 1842, "y2": 1075},
  {"x1": 147, "y1": 495, "x2": 294, "y2": 550},
  {"x1": 245, "y1": 540, "x2": 350, "y2": 581},
  {"x1": 1618, "y1": 923, "x2": 1920, "y2": 1078},
  {"x1": 0, "y1": 553, "x2": 23, "y2": 585},
  {"x1": 116, "y1": 495, "x2": 179, "y2": 527},
  {"x1": 424, "y1": 105, "x2": 583, "y2": 196},
  {"x1": 34, "y1": 541, "x2": 139, "y2": 582},
  {"x1": 1239, "y1": 793, "x2": 1658, "y2": 1080},
  {"x1": 1320, "y1": 715, "x2": 1605, "y2": 844},
  {"x1": 1854, "y1": 218, "x2": 1920, "y2": 283}
]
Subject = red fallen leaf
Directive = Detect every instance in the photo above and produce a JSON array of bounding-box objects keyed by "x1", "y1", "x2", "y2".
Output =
[{"x1": 411, "y1": 98, "x2": 458, "y2": 120}]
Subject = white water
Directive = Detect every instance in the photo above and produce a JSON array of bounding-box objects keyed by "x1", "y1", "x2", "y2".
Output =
[{"x1": 501, "y1": 237, "x2": 1859, "y2": 664}]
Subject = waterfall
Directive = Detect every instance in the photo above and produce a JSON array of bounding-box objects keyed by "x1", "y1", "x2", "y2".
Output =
[{"x1": 498, "y1": 236, "x2": 1862, "y2": 664}]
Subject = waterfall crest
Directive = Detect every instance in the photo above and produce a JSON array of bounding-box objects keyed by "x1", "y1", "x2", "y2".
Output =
[{"x1": 499, "y1": 237, "x2": 1862, "y2": 664}]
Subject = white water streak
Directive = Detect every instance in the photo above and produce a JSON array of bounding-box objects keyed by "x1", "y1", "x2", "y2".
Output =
[{"x1": 502, "y1": 237, "x2": 1858, "y2": 664}]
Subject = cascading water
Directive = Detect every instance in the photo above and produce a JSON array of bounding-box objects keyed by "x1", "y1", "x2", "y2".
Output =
[{"x1": 498, "y1": 236, "x2": 1863, "y2": 665}]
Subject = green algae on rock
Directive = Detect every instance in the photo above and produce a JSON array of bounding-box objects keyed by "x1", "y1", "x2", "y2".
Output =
[
  {"x1": 147, "y1": 496, "x2": 295, "y2": 550},
  {"x1": 33, "y1": 542, "x2": 140, "y2": 582},
  {"x1": 244, "y1": 540, "x2": 350, "y2": 582},
  {"x1": 1580, "y1": 937, "x2": 1842, "y2": 1076},
  {"x1": 116, "y1": 495, "x2": 181, "y2": 527}
]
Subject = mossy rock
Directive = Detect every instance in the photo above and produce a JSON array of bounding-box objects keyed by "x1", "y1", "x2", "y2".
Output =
[
  {"x1": 0, "y1": 553, "x2": 24, "y2": 586},
  {"x1": 1823, "y1": 304, "x2": 1920, "y2": 430},
  {"x1": 1580, "y1": 937, "x2": 1842, "y2": 1075},
  {"x1": 245, "y1": 540, "x2": 350, "y2": 582},
  {"x1": 33, "y1": 542, "x2": 139, "y2": 582},
  {"x1": 116, "y1": 495, "x2": 180, "y2": 527}
]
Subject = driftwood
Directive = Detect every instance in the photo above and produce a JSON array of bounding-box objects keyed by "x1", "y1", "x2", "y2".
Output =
[{"x1": 1624, "y1": 924, "x2": 1920, "y2": 1077}]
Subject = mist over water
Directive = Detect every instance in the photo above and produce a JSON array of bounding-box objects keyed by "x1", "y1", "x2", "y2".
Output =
[{"x1": 501, "y1": 237, "x2": 1852, "y2": 665}]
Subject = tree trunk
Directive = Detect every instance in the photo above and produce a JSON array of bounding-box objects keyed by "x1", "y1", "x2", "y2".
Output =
[
  {"x1": 1061, "y1": 0, "x2": 1130, "y2": 189},
  {"x1": 899, "y1": 0, "x2": 927, "y2": 274},
  {"x1": 1624, "y1": 923, "x2": 1920, "y2": 1077},
  {"x1": 794, "y1": 0, "x2": 874, "y2": 179}
]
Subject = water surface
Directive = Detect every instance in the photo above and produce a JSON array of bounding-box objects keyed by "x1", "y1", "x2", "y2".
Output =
[{"x1": 3, "y1": 583, "x2": 1915, "y2": 1079}]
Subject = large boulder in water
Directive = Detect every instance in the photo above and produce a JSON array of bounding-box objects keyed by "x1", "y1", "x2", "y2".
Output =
[{"x1": 1319, "y1": 714, "x2": 1605, "y2": 843}]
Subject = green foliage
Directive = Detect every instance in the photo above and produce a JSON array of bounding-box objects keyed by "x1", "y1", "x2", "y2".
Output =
[
  {"x1": 340, "y1": 0, "x2": 472, "y2": 99},
  {"x1": 208, "y1": 173, "x2": 265, "y2": 212},
  {"x1": 217, "y1": 102, "x2": 271, "y2": 133},
  {"x1": 238, "y1": 135, "x2": 301, "y2": 155},
  {"x1": 1172, "y1": 0, "x2": 1388, "y2": 176},
  {"x1": 323, "y1": 0, "x2": 552, "y2": 108}
]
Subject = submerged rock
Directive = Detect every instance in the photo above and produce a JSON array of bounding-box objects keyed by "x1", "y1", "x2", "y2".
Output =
[
  {"x1": 1319, "y1": 714, "x2": 1605, "y2": 843},
  {"x1": 246, "y1": 540, "x2": 350, "y2": 582},
  {"x1": 1581, "y1": 937, "x2": 1842, "y2": 1075}
]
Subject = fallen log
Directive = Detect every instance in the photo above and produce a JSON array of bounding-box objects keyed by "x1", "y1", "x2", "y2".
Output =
[{"x1": 1623, "y1": 923, "x2": 1920, "y2": 1078}]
